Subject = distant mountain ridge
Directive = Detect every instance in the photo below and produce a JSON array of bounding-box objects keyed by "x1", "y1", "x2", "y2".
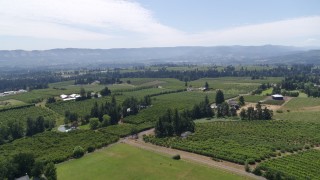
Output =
[{"x1": 0, "y1": 45, "x2": 319, "y2": 68}]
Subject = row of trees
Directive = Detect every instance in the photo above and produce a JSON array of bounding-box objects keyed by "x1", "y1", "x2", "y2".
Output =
[
  {"x1": 0, "y1": 153, "x2": 56, "y2": 180},
  {"x1": 87, "y1": 96, "x2": 152, "y2": 130},
  {"x1": 0, "y1": 117, "x2": 55, "y2": 144},
  {"x1": 155, "y1": 109, "x2": 195, "y2": 137},
  {"x1": 240, "y1": 103, "x2": 273, "y2": 120},
  {"x1": 155, "y1": 95, "x2": 215, "y2": 138},
  {"x1": 26, "y1": 116, "x2": 55, "y2": 136}
]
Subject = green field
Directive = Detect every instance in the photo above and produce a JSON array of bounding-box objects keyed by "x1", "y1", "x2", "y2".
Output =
[
  {"x1": 261, "y1": 88, "x2": 273, "y2": 96},
  {"x1": 57, "y1": 143, "x2": 246, "y2": 180},
  {"x1": 189, "y1": 78, "x2": 260, "y2": 95},
  {"x1": 0, "y1": 106, "x2": 60, "y2": 128},
  {"x1": 274, "y1": 110, "x2": 320, "y2": 122},
  {"x1": 0, "y1": 130, "x2": 119, "y2": 163},
  {"x1": 262, "y1": 99, "x2": 285, "y2": 105},
  {"x1": 0, "y1": 99, "x2": 27, "y2": 109},
  {"x1": 257, "y1": 149, "x2": 320, "y2": 179},
  {"x1": 283, "y1": 97, "x2": 320, "y2": 110},
  {"x1": 121, "y1": 78, "x2": 185, "y2": 90},
  {"x1": 144, "y1": 120, "x2": 320, "y2": 164},
  {"x1": 239, "y1": 95, "x2": 266, "y2": 103}
]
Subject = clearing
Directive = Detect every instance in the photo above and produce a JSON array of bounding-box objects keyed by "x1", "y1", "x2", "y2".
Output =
[{"x1": 57, "y1": 143, "x2": 248, "y2": 180}]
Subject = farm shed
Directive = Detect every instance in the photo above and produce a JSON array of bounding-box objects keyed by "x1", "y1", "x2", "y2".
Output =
[{"x1": 271, "y1": 94, "x2": 284, "y2": 100}]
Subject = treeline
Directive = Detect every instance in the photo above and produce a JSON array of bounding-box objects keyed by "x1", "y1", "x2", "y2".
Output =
[
  {"x1": 0, "y1": 116, "x2": 55, "y2": 144},
  {"x1": 155, "y1": 109, "x2": 195, "y2": 137},
  {"x1": 155, "y1": 96, "x2": 213, "y2": 137},
  {"x1": 279, "y1": 66, "x2": 320, "y2": 97},
  {"x1": 281, "y1": 75, "x2": 320, "y2": 97},
  {"x1": 240, "y1": 103, "x2": 273, "y2": 120},
  {"x1": 0, "y1": 71, "x2": 66, "y2": 92},
  {"x1": 106, "y1": 65, "x2": 317, "y2": 82},
  {"x1": 2, "y1": 64, "x2": 319, "y2": 92}
]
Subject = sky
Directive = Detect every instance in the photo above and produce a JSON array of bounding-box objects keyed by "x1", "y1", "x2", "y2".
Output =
[{"x1": 0, "y1": 0, "x2": 320, "y2": 50}]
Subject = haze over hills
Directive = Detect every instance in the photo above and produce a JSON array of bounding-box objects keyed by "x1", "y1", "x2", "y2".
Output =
[{"x1": 0, "y1": 45, "x2": 319, "y2": 69}]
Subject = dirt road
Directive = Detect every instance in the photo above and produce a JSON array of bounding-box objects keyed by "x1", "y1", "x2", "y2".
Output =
[{"x1": 122, "y1": 128, "x2": 265, "y2": 180}]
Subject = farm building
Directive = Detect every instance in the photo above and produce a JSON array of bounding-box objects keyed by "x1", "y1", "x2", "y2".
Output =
[
  {"x1": 60, "y1": 94, "x2": 68, "y2": 99},
  {"x1": 227, "y1": 99, "x2": 240, "y2": 110},
  {"x1": 271, "y1": 94, "x2": 284, "y2": 100},
  {"x1": 60, "y1": 93, "x2": 81, "y2": 101}
]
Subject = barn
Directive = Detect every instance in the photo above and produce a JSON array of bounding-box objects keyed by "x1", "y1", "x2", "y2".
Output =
[{"x1": 271, "y1": 94, "x2": 284, "y2": 100}]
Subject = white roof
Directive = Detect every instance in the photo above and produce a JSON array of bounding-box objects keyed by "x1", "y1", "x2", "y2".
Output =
[
  {"x1": 63, "y1": 97, "x2": 76, "y2": 101},
  {"x1": 60, "y1": 94, "x2": 68, "y2": 99},
  {"x1": 272, "y1": 94, "x2": 283, "y2": 98}
]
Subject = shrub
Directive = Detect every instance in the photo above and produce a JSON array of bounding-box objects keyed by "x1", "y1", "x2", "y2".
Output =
[
  {"x1": 89, "y1": 118, "x2": 100, "y2": 130},
  {"x1": 172, "y1": 154, "x2": 181, "y2": 160},
  {"x1": 244, "y1": 161, "x2": 250, "y2": 172},
  {"x1": 276, "y1": 110, "x2": 283, "y2": 113},
  {"x1": 73, "y1": 146, "x2": 85, "y2": 158},
  {"x1": 247, "y1": 158, "x2": 255, "y2": 165},
  {"x1": 87, "y1": 146, "x2": 95, "y2": 153}
]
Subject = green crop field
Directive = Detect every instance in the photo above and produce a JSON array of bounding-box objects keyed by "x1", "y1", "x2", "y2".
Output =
[
  {"x1": 0, "y1": 106, "x2": 60, "y2": 128},
  {"x1": 0, "y1": 130, "x2": 119, "y2": 163},
  {"x1": 57, "y1": 143, "x2": 246, "y2": 180},
  {"x1": 261, "y1": 88, "x2": 273, "y2": 96},
  {"x1": 239, "y1": 95, "x2": 266, "y2": 103},
  {"x1": 283, "y1": 97, "x2": 320, "y2": 110},
  {"x1": 0, "y1": 99, "x2": 27, "y2": 110},
  {"x1": 188, "y1": 78, "x2": 267, "y2": 95},
  {"x1": 257, "y1": 149, "x2": 320, "y2": 179},
  {"x1": 121, "y1": 88, "x2": 171, "y2": 99},
  {"x1": 121, "y1": 78, "x2": 185, "y2": 90},
  {"x1": 262, "y1": 99, "x2": 285, "y2": 105},
  {"x1": 274, "y1": 110, "x2": 320, "y2": 122},
  {"x1": 144, "y1": 120, "x2": 320, "y2": 164}
]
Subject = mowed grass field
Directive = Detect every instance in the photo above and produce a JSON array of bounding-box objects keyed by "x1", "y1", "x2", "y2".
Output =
[
  {"x1": 283, "y1": 97, "x2": 320, "y2": 110},
  {"x1": 57, "y1": 144, "x2": 246, "y2": 180},
  {"x1": 0, "y1": 99, "x2": 27, "y2": 109},
  {"x1": 273, "y1": 97, "x2": 320, "y2": 122}
]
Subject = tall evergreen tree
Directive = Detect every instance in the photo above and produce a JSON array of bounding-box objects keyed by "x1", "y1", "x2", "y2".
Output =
[
  {"x1": 173, "y1": 109, "x2": 181, "y2": 135},
  {"x1": 205, "y1": 81, "x2": 209, "y2": 90},
  {"x1": 215, "y1": 90, "x2": 225, "y2": 104},
  {"x1": 239, "y1": 96, "x2": 245, "y2": 106},
  {"x1": 26, "y1": 117, "x2": 35, "y2": 136}
]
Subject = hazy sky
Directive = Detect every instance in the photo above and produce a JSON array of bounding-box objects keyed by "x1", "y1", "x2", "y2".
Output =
[{"x1": 0, "y1": 0, "x2": 320, "y2": 50}]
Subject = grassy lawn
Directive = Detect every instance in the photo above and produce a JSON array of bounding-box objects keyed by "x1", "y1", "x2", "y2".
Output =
[
  {"x1": 298, "y1": 92, "x2": 308, "y2": 97},
  {"x1": 0, "y1": 99, "x2": 27, "y2": 109},
  {"x1": 283, "y1": 97, "x2": 320, "y2": 110},
  {"x1": 57, "y1": 143, "x2": 246, "y2": 180},
  {"x1": 274, "y1": 110, "x2": 320, "y2": 123},
  {"x1": 261, "y1": 88, "x2": 273, "y2": 96},
  {"x1": 187, "y1": 77, "x2": 280, "y2": 95}
]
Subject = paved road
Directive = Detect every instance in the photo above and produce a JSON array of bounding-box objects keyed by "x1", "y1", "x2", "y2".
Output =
[{"x1": 122, "y1": 128, "x2": 265, "y2": 180}]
